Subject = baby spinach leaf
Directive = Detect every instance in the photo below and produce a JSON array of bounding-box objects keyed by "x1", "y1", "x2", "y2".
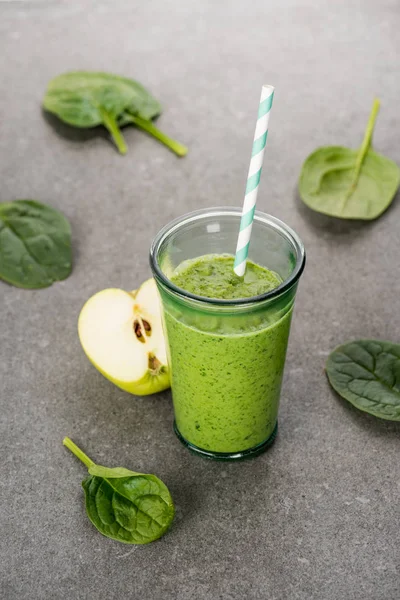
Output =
[
  {"x1": 63, "y1": 437, "x2": 175, "y2": 545},
  {"x1": 326, "y1": 340, "x2": 400, "y2": 421},
  {"x1": 299, "y1": 99, "x2": 400, "y2": 219},
  {"x1": 0, "y1": 200, "x2": 72, "y2": 289},
  {"x1": 43, "y1": 71, "x2": 187, "y2": 156}
]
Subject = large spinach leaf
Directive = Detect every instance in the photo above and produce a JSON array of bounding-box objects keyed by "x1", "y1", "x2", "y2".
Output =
[
  {"x1": 63, "y1": 437, "x2": 175, "y2": 544},
  {"x1": 0, "y1": 200, "x2": 72, "y2": 288},
  {"x1": 299, "y1": 100, "x2": 400, "y2": 219},
  {"x1": 43, "y1": 71, "x2": 187, "y2": 156},
  {"x1": 326, "y1": 340, "x2": 400, "y2": 421}
]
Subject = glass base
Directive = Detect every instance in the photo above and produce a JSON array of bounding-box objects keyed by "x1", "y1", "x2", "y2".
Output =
[{"x1": 173, "y1": 421, "x2": 278, "y2": 461}]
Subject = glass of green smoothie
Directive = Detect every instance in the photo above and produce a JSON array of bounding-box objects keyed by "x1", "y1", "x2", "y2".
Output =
[{"x1": 150, "y1": 208, "x2": 305, "y2": 460}]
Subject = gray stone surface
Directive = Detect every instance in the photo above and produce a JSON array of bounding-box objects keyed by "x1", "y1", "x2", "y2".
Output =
[{"x1": 1, "y1": 1, "x2": 399, "y2": 598}]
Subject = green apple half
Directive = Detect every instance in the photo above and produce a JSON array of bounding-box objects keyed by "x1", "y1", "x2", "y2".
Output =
[{"x1": 78, "y1": 278, "x2": 170, "y2": 396}]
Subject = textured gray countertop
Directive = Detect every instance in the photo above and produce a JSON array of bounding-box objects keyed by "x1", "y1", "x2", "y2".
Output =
[{"x1": 1, "y1": 1, "x2": 399, "y2": 599}]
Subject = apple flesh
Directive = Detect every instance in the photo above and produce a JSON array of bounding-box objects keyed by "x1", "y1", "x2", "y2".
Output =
[{"x1": 78, "y1": 279, "x2": 170, "y2": 396}]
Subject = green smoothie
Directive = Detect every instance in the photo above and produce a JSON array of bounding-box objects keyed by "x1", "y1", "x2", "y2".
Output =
[
  {"x1": 172, "y1": 254, "x2": 281, "y2": 299},
  {"x1": 163, "y1": 254, "x2": 293, "y2": 454}
]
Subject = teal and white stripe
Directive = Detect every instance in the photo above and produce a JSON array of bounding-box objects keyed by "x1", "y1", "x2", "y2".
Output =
[{"x1": 234, "y1": 85, "x2": 274, "y2": 277}]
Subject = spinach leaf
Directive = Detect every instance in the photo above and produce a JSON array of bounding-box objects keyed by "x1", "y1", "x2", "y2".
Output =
[
  {"x1": 299, "y1": 100, "x2": 400, "y2": 219},
  {"x1": 0, "y1": 200, "x2": 72, "y2": 289},
  {"x1": 63, "y1": 437, "x2": 175, "y2": 545},
  {"x1": 326, "y1": 340, "x2": 400, "y2": 421},
  {"x1": 43, "y1": 71, "x2": 188, "y2": 156}
]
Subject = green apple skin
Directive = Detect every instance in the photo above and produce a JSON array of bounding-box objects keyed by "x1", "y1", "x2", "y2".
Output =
[{"x1": 83, "y1": 351, "x2": 170, "y2": 396}]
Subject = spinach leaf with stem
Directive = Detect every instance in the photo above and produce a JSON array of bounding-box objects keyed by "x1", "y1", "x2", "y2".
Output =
[
  {"x1": 43, "y1": 71, "x2": 188, "y2": 157},
  {"x1": 299, "y1": 99, "x2": 400, "y2": 219},
  {"x1": 326, "y1": 340, "x2": 400, "y2": 421},
  {"x1": 63, "y1": 437, "x2": 175, "y2": 544},
  {"x1": 0, "y1": 200, "x2": 72, "y2": 289}
]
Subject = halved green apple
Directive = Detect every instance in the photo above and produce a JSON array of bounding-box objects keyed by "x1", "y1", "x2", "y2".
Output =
[{"x1": 78, "y1": 278, "x2": 170, "y2": 396}]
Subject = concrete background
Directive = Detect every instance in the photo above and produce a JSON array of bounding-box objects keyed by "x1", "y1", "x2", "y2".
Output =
[{"x1": 1, "y1": 1, "x2": 399, "y2": 598}]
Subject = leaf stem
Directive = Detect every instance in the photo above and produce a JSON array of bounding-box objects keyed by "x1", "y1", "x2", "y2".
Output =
[
  {"x1": 63, "y1": 437, "x2": 95, "y2": 469},
  {"x1": 352, "y1": 98, "x2": 380, "y2": 186},
  {"x1": 342, "y1": 98, "x2": 380, "y2": 208},
  {"x1": 127, "y1": 113, "x2": 188, "y2": 157},
  {"x1": 100, "y1": 109, "x2": 128, "y2": 155}
]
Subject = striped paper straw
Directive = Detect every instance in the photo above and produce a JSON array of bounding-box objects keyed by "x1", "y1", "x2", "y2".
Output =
[{"x1": 234, "y1": 85, "x2": 274, "y2": 277}]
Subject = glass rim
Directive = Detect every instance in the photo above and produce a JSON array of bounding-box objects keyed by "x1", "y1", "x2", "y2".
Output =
[{"x1": 149, "y1": 207, "x2": 306, "y2": 306}]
